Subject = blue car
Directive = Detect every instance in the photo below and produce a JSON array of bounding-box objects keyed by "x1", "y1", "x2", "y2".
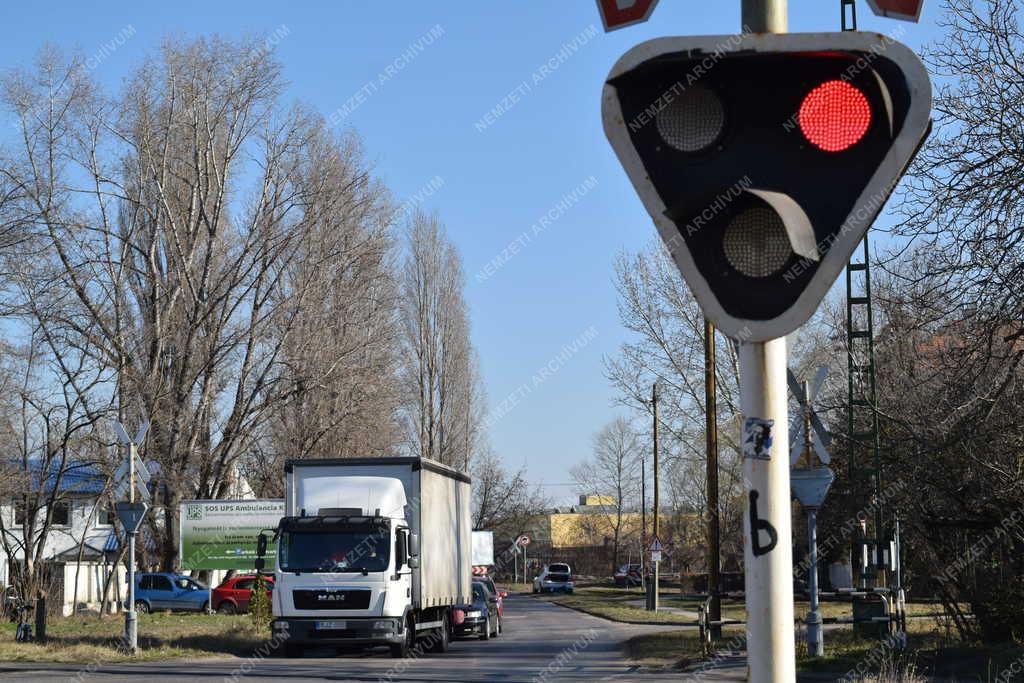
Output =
[{"x1": 130, "y1": 572, "x2": 210, "y2": 613}]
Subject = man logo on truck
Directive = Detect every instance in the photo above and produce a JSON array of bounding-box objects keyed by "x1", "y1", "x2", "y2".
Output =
[{"x1": 317, "y1": 592, "x2": 348, "y2": 602}]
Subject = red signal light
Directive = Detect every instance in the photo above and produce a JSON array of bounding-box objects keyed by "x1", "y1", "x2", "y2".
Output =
[{"x1": 798, "y1": 80, "x2": 871, "y2": 152}]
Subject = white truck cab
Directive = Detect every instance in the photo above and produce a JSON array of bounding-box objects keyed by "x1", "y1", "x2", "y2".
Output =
[{"x1": 260, "y1": 458, "x2": 471, "y2": 658}]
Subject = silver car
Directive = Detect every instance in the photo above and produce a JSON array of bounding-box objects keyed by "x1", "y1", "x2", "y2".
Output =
[{"x1": 532, "y1": 563, "x2": 574, "y2": 594}]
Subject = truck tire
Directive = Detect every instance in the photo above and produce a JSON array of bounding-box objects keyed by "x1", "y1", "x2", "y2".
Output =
[
  {"x1": 427, "y1": 613, "x2": 449, "y2": 653},
  {"x1": 390, "y1": 616, "x2": 415, "y2": 658}
]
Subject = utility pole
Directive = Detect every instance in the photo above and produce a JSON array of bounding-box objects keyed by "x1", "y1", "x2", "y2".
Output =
[
  {"x1": 641, "y1": 454, "x2": 646, "y2": 590},
  {"x1": 704, "y1": 318, "x2": 722, "y2": 639},
  {"x1": 652, "y1": 382, "x2": 660, "y2": 612}
]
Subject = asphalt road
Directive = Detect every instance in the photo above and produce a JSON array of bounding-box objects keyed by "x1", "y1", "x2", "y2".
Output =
[{"x1": 0, "y1": 595, "x2": 739, "y2": 683}]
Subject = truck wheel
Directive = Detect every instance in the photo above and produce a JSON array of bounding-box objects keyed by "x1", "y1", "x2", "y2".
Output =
[
  {"x1": 427, "y1": 613, "x2": 449, "y2": 653},
  {"x1": 390, "y1": 616, "x2": 415, "y2": 658}
]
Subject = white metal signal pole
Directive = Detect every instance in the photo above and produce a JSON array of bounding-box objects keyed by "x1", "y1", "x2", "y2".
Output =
[
  {"x1": 738, "y1": 336, "x2": 796, "y2": 681},
  {"x1": 737, "y1": 5, "x2": 796, "y2": 677},
  {"x1": 739, "y1": 340, "x2": 796, "y2": 679}
]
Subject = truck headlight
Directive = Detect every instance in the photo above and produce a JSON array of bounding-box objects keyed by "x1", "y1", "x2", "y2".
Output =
[{"x1": 465, "y1": 610, "x2": 482, "y2": 618}]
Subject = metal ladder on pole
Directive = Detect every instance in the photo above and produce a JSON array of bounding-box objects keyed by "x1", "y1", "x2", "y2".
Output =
[{"x1": 846, "y1": 237, "x2": 884, "y2": 584}]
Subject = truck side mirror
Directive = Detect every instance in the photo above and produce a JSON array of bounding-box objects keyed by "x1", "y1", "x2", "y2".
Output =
[
  {"x1": 407, "y1": 557, "x2": 420, "y2": 569},
  {"x1": 254, "y1": 558, "x2": 265, "y2": 571},
  {"x1": 256, "y1": 533, "x2": 268, "y2": 558},
  {"x1": 408, "y1": 533, "x2": 420, "y2": 558}
]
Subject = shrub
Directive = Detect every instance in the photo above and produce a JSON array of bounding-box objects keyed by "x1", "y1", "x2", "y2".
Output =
[{"x1": 249, "y1": 574, "x2": 272, "y2": 633}]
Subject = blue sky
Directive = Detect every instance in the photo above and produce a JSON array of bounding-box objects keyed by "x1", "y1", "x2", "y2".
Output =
[{"x1": 1, "y1": 1, "x2": 945, "y2": 504}]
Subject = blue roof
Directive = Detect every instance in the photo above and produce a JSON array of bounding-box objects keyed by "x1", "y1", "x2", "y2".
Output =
[{"x1": 6, "y1": 460, "x2": 108, "y2": 495}]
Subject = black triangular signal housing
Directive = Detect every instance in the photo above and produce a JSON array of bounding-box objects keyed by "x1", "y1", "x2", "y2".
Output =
[{"x1": 602, "y1": 32, "x2": 931, "y2": 340}]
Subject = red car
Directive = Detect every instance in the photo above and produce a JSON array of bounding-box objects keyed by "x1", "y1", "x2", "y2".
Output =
[
  {"x1": 212, "y1": 574, "x2": 274, "y2": 614},
  {"x1": 472, "y1": 576, "x2": 507, "y2": 619}
]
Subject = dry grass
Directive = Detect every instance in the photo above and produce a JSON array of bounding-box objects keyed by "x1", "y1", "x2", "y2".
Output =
[
  {"x1": 536, "y1": 585, "x2": 695, "y2": 625},
  {"x1": 625, "y1": 627, "x2": 746, "y2": 667},
  {"x1": 0, "y1": 612, "x2": 266, "y2": 663}
]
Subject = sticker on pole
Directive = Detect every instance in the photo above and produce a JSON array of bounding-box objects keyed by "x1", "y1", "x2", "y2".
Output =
[{"x1": 743, "y1": 417, "x2": 774, "y2": 460}]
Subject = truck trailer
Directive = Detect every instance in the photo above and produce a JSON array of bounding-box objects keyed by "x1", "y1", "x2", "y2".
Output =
[{"x1": 259, "y1": 457, "x2": 472, "y2": 658}]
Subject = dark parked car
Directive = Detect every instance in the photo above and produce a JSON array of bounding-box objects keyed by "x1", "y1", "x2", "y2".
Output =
[
  {"x1": 130, "y1": 573, "x2": 209, "y2": 613},
  {"x1": 614, "y1": 563, "x2": 645, "y2": 587},
  {"x1": 452, "y1": 582, "x2": 500, "y2": 640},
  {"x1": 472, "y1": 575, "x2": 507, "y2": 619},
  {"x1": 212, "y1": 574, "x2": 274, "y2": 614}
]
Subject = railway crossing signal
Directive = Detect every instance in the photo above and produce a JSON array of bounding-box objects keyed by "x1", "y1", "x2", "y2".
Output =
[
  {"x1": 601, "y1": 31, "x2": 932, "y2": 341},
  {"x1": 789, "y1": 367, "x2": 832, "y2": 466},
  {"x1": 602, "y1": 27, "x2": 932, "y2": 682}
]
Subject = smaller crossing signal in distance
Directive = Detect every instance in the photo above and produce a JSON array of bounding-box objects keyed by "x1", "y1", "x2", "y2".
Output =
[{"x1": 602, "y1": 32, "x2": 932, "y2": 341}]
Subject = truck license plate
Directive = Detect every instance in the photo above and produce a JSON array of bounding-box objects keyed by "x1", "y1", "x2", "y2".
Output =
[{"x1": 315, "y1": 621, "x2": 347, "y2": 630}]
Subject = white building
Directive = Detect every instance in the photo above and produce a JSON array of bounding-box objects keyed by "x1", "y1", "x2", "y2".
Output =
[
  {"x1": 0, "y1": 463, "x2": 127, "y2": 616},
  {"x1": 0, "y1": 460, "x2": 258, "y2": 616}
]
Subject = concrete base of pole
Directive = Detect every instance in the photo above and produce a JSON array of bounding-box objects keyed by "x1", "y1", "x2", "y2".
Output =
[
  {"x1": 653, "y1": 562, "x2": 659, "y2": 611},
  {"x1": 126, "y1": 531, "x2": 137, "y2": 653},
  {"x1": 125, "y1": 610, "x2": 138, "y2": 653},
  {"x1": 806, "y1": 611, "x2": 823, "y2": 657}
]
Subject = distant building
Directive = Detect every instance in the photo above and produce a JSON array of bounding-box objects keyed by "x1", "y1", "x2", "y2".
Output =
[
  {"x1": 519, "y1": 494, "x2": 703, "y2": 576},
  {"x1": 545, "y1": 495, "x2": 645, "y2": 549}
]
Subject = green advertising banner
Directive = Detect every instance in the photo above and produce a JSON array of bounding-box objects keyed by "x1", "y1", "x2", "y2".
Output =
[{"x1": 180, "y1": 499, "x2": 284, "y2": 570}]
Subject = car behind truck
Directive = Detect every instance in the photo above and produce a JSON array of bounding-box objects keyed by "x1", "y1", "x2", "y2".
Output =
[{"x1": 258, "y1": 457, "x2": 472, "y2": 658}]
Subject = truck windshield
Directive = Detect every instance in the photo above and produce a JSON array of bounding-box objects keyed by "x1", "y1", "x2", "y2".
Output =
[{"x1": 279, "y1": 530, "x2": 390, "y2": 573}]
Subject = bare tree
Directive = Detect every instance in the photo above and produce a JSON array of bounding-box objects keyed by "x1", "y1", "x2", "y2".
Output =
[
  {"x1": 471, "y1": 446, "x2": 549, "y2": 538},
  {"x1": 604, "y1": 244, "x2": 747, "y2": 570},
  {"x1": 891, "y1": 0, "x2": 1024, "y2": 360},
  {"x1": 0, "y1": 38, "x2": 404, "y2": 568},
  {"x1": 570, "y1": 417, "x2": 642, "y2": 573},
  {"x1": 848, "y1": 0, "x2": 1024, "y2": 639},
  {"x1": 0, "y1": 336, "x2": 107, "y2": 606},
  {"x1": 398, "y1": 211, "x2": 477, "y2": 470}
]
